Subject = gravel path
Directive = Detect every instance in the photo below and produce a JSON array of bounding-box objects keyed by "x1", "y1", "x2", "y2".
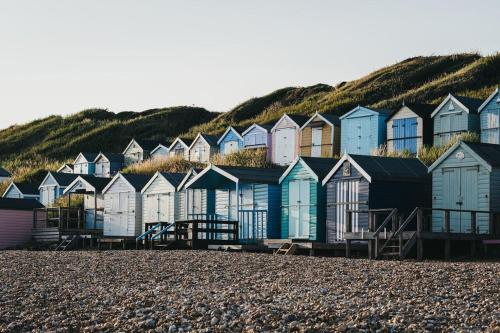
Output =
[{"x1": 0, "y1": 251, "x2": 499, "y2": 332}]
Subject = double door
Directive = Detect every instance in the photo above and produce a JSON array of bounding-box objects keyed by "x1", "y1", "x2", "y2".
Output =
[
  {"x1": 146, "y1": 193, "x2": 171, "y2": 223},
  {"x1": 288, "y1": 179, "x2": 310, "y2": 239},
  {"x1": 442, "y1": 166, "x2": 479, "y2": 232}
]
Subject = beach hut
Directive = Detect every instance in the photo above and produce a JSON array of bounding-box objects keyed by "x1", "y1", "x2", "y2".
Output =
[
  {"x1": 3, "y1": 182, "x2": 40, "y2": 201},
  {"x1": 386, "y1": 102, "x2": 435, "y2": 155},
  {"x1": 168, "y1": 138, "x2": 193, "y2": 160},
  {"x1": 150, "y1": 144, "x2": 170, "y2": 160},
  {"x1": 428, "y1": 141, "x2": 500, "y2": 234},
  {"x1": 271, "y1": 114, "x2": 309, "y2": 165},
  {"x1": 340, "y1": 106, "x2": 392, "y2": 155},
  {"x1": 184, "y1": 164, "x2": 283, "y2": 240},
  {"x1": 73, "y1": 153, "x2": 98, "y2": 175},
  {"x1": 431, "y1": 94, "x2": 482, "y2": 146},
  {"x1": 0, "y1": 198, "x2": 44, "y2": 249},
  {"x1": 478, "y1": 88, "x2": 500, "y2": 144},
  {"x1": 321, "y1": 154, "x2": 430, "y2": 242},
  {"x1": 300, "y1": 112, "x2": 341, "y2": 158},
  {"x1": 217, "y1": 127, "x2": 244, "y2": 156},
  {"x1": 38, "y1": 172, "x2": 79, "y2": 206},
  {"x1": 188, "y1": 133, "x2": 219, "y2": 163},
  {"x1": 0, "y1": 167, "x2": 11, "y2": 183},
  {"x1": 141, "y1": 172, "x2": 186, "y2": 231},
  {"x1": 241, "y1": 124, "x2": 272, "y2": 160},
  {"x1": 101, "y1": 173, "x2": 150, "y2": 237},
  {"x1": 93, "y1": 152, "x2": 124, "y2": 178},
  {"x1": 57, "y1": 163, "x2": 74, "y2": 173},
  {"x1": 279, "y1": 157, "x2": 338, "y2": 241},
  {"x1": 122, "y1": 139, "x2": 158, "y2": 166},
  {"x1": 63, "y1": 175, "x2": 112, "y2": 230}
]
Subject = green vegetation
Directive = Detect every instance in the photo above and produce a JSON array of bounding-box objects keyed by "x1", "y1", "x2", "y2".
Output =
[
  {"x1": 418, "y1": 132, "x2": 480, "y2": 166},
  {"x1": 0, "y1": 53, "x2": 499, "y2": 184},
  {"x1": 211, "y1": 149, "x2": 273, "y2": 168},
  {"x1": 122, "y1": 156, "x2": 205, "y2": 175}
]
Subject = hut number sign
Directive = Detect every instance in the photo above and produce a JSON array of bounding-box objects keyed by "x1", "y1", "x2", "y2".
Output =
[{"x1": 456, "y1": 151, "x2": 465, "y2": 160}]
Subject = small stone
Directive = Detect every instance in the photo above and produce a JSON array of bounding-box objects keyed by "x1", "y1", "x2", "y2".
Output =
[{"x1": 210, "y1": 317, "x2": 219, "y2": 325}]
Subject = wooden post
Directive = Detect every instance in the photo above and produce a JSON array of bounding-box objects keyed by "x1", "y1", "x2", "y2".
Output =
[
  {"x1": 367, "y1": 212, "x2": 373, "y2": 259},
  {"x1": 444, "y1": 210, "x2": 450, "y2": 260},
  {"x1": 489, "y1": 213, "x2": 495, "y2": 236},
  {"x1": 58, "y1": 207, "x2": 62, "y2": 229},
  {"x1": 471, "y1": 211, "x2": 476, "y2": 235},
  {"x1": 33, "y1": 209, "x2": 37, "y2": 229},
  {"x1": 345, "y1": 212, "x2": 352, "y2": 258},
  {"x1": 398, "y1": 217, "x2": 404, "y2": 258},
  {"x1": 94, "y1": 192, "x2": 98, "y2": 230},
  {"x1": 416, "y1": 208, "x2": 423, "y2": 260}
]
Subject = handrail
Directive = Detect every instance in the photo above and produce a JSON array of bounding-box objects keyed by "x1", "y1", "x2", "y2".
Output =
[
  {"x1": 393, "y1": 207, "x2": 419, "y2": 237},
  {"x1": 373, "y1": 208, "x2": 398, "y2": 236},
  {"x1": 136, "y1": 223, "x2": 161, "y2": 241},
  {"x1": 151, "y1": 223, "x2": 175, "y2": 240}
]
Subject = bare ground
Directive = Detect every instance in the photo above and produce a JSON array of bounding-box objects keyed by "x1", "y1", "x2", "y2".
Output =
[{"x1": 0, "y1": 251, "x2": 499, "y2": 332}]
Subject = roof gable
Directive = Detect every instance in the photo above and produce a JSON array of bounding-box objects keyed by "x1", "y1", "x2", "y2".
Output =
[
  {"x1": 39, "y1": 172, "x2": 79, "y2": 188},
  {"x1": 4, "y1": 182, "x2": 39, "y2": 197},
  {"x1": 63, "y1": 176, "x2": 112, "y2": 195},
  {"x1": 478, "y1": 88, "x2": 500, "y2": 113},
  {"x1": 340, "y1": 106, "x2": 390, "y2": 120},
  {"x1": 428, "y1": 141, "x2": 500, "y2": 173},
  {"x1": 386, "y1": 102, "x2": 436, "y2": 122},
  {"x1": 300, "y1": 112, "x2": 340, "y2": 130},
  {"x1": 168, "y1": 138, "x2": 190, "y2": 151},
  {"x1": 151, "y1": 144, "x2": 169, "y2": 155},
  {"x1": 189, "y1": 133, "x2": 218, "y2": 149},
  {"x1": 271, "y1": 114, "x2": 308, "y2": 132},
  {"x1": 242, "y1": 124, "x2": 270, "y2": 136},
  {"x1": 322, "y1": 154, "x2": 428, "y2": 185},
  {"x1": 141, "y1": 171, "x2": 186, "y2": 193},
  {"x1": 217, "y1": 127, "x2": 243, "y2": 145},
  {"x1": 279, "y1": 157, "x2": 338, "y2": 184},
  {"x1": 431, "y1": 94, "x2": 482, "y2": 118}
]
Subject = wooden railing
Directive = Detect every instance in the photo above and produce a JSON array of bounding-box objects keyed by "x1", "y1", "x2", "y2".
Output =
[
  {"x1": 33, "y1": 207, "x2": 84, "y2": 230},
  {"x1": 175, "y1": 220, "x2": 239, "y2": 247}
]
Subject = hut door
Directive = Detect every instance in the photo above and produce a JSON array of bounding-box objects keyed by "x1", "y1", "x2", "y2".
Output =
[
  {"x1": 311, "y1": 127, "x2": 322, "y2": 157},
  {"x1": 440, "y1": 114, "x2": 452, "y2": 145},
  {"x1": 288, "y1": 180, "x2": 310, "y2": 239},
  {"x1": 443, "y1": 167, "x2": 478, "y2": 232},
  {"x1": 224, "y1": 141, "x2": 239, "y2": 155},
  {"x1": 159, "y1": 194, "x2": 170, "y2": 222},
  {"x1": 335, "y1": 179, "x2": 359, "y2": 240},
  {"x1": 275, "y1": 128, "x2": 295, "y2": 165}
]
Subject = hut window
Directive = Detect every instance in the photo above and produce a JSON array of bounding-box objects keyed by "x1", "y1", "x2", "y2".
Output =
[
  {"x1": 343, "y1": 162, "x2": 351, "y2": 176},
  {"x1": 448, "y1": 102, "x2": 455, "y2": 111}
]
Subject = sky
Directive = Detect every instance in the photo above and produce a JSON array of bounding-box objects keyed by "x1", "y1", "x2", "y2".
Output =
[{"x1": 0, "y1": 0, "x2": 499, "y2": 129}]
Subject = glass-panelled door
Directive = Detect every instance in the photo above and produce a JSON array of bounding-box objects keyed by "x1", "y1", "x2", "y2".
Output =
[
  {"x1": 288, "y1": 179, "x2": 310, "y2": 239},
  {"x1": 311, "y1": 127, "x2": 322, "y2": 157}
]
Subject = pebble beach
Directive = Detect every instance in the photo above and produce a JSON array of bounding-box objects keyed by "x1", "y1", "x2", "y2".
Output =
[{"x1": 0, "y1": 251, "x2": 499, "y2": 332}]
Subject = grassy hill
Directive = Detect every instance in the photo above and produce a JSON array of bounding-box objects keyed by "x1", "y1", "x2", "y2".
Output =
[
  {"x1": 1, "y1": 52, "x2": 499, "y2": 186},
  {"x1": 184, "y1": 53, "x2": 500, "y2": 137}
]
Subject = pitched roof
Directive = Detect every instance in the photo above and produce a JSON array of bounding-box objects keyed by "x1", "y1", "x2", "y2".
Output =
[
  {"x1": 387, "y1": 102, "x2": 437, "y2": 121},
  {"x1": 478, "y1": 88, "x2": 499, "y2": 113},
  {"x1": 96, "y1": 152, "x2": 124, "y2": 163},
  {"x1": 0, "y1": 167, "x2": 11, "y2": 178},
  {"x1": 458, "y1": 142, "x2": 500, "y2": 168},
  {"x1": 216, "y1": 165, "x2": 286, "y2": 184},
  {"x1": 242, "y1": 124, "x2": 272, "y2": 136},
  {"x1": 13, "y1": 182, "x2": 39, "y2": 195},
  {"x1": 57, "y1": 163, "x2": 74, "y2": 172},
  {"x1": 197, "y1": 133, "x2": 219, "y2": 147},
  {"x1": 0, "y1": 198, "x2": 44, "y2": 211},
  {"x1": 78, "y1": 153, "x2": 99, "y2": 162},
  {"x1": 217, "y1": 126, "x2": 244, "y2": 144},
  {"x1": 340, "y1": 106, "x2": 392, "y2": 120},
  {"x1": 120, "y1": 173, "x2": 151, "y2": 191},
  {"x1": 319, "y1": 113, "x2": 341, "y2": 126},
  {"x1": 287, "y1": 114, "x2": 310, "y2": 127},
  {"x1": 454, "y1": 95, "x2": 483, "y2": 113},
  {"x1": 134, "y1": 139, "x2": 161, "y2": 151},
  {"x1": 349, "y1": 155, "x2": 428, "y2": 182},
  {"x1": 300, "y1": 157, "x2": 339, "y2": 180},
  {"x1": 280, "y1": 157, "x2": 339, "y2": 183},
  {"x1": 159, "y1": 172, "x2": 187, "y2": 188},
  {"x1": 50, "y1": 172, "x2": 80, "y2": 187},
  {"x1": 77, "y1": 175, "x2": 113, "y2": 192}
]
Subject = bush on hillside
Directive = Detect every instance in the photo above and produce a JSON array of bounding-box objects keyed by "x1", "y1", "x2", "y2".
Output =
[
  {"x1": 211, "y1": 149, "x2": 274, "y2": 168},
  {"x1": 122, "y1": 156, "x2": 205, "y2": 175},
  {"x1": 418, "y1": 132, "x2": 479, "y2": 166}
]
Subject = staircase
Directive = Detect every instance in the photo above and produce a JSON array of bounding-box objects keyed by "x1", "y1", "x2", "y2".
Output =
[
  {"x1": 55, "y1": 234, "x2": 79, "y2": 251},
  {"x1": 150, "y1": 223, "x2": 176, "y2": 250},
  {"x1": 275, "y1": 243, "x2": 298, "y2": 255},
  {"x1": 375, "y1": 208, "x2": 419, "y2": 260}
]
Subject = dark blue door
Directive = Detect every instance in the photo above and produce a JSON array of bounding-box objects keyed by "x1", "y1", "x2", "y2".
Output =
[{"x1": 393, "y1": 118, "x2": 417, "y2": 154}]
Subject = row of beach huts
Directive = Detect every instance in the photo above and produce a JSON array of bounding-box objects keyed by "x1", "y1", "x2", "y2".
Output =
[{"x1": 1, "y1": 89, "x2": 500, "y2": 258}]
